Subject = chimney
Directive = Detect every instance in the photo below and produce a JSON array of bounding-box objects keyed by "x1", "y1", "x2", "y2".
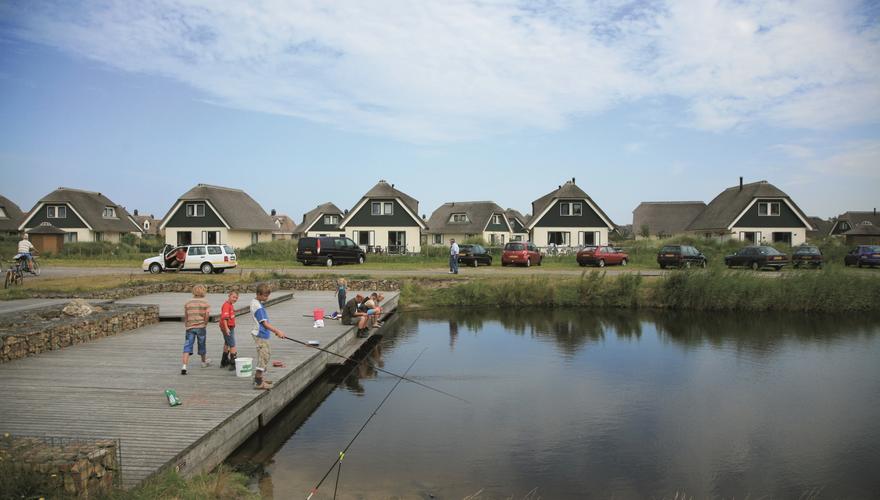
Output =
[
  {"x1": 572, "y1": 177, "x2": 576, "y2": 184},
  {"x1": 391, "y1": 183, "x2": 395, "y2": 189},
  {"x1": 133, "y1": 209, "x2": 138, "y2": 216},
  {"x1": 739, "y1": 177, "x2": 743, "y2": 191},
  {"x1": 271, "y1": 208, "x2": 276, "y2": 216}
]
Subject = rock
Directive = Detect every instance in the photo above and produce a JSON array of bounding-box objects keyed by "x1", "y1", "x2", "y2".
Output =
[{"x1": 62, "y1": 300, "x2": 96, "y2": 317}]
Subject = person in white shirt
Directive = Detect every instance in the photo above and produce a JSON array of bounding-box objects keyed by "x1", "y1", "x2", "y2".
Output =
[
  {"x1": 17, "y1": 234, "x2": 37, "y2": 273},
  {"x1": 449, "y1": 238, "x2": 460, "y2": 275}
]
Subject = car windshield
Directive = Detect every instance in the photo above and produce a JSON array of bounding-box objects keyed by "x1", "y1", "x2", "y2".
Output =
[
  {"x1": 660, "y1": 246, "x2": 680, "y2": 253},
  {"x1": 794, "y1": 246, "x2": 820, "y2": 255},
  {"x1": 864, "y1": 246, "x2": 880, "y2": 253},
  {"x1": 761, "y1": 247, "x2": 783, "y2": 255},
  {"x1": 460, "y1": 245, "x2": 473, "y2": 251},
  {"x1": 505, "y1": 243, "x2": 525, "y2": 251},
  {"x1": 223, "y1": 245, "x2": 235, "y2": 255}
]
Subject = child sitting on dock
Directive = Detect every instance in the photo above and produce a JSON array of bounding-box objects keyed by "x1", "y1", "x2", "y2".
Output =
[
  {"x1": 181, "y1": 285, "x2": 211, "y2": 375},
  {"x1": 251, "y1": 283, "x2": 287, "y2": 390},
  {"x1": 219, "y1": 291, "x2": 239, "y2": 371}
]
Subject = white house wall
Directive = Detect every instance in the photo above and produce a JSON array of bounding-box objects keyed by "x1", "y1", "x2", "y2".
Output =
[
  {"x1": 730, "y1": 226, "x2": 807, "y2": 246},
  {"x1": 531, "y1": 227, "x2": 609, "y2": 246},
  {"x1": 344, "y1": 226, "x2": 422, "y2": 253}
]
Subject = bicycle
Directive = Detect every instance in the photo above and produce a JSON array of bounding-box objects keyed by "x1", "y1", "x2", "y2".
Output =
[{"x1": 4, "y1": 255, "x2": 40, "y2": 289}]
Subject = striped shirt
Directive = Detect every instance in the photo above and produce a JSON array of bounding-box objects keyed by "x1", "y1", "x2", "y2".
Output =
[{"x1": 184, "y1": 299, "x2": 210, "y2": 329}]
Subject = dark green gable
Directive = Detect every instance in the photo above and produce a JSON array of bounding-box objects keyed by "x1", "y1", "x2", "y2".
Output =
[
  {"x1": 308, "y1": 213, "x2": 342, "y2": 232},
  {"x1": 510, "y1": 218, "x2": 525, "y2": 232},
  {"x1": 734, "y1": 199, "x2": 806, "y2": 228},
  {"x1": 346, "y1": 199, "x2": 419, "y2": 227},
  {"x1": 25, "y1": 204, "x2": 87, "y2": 229},
  {"x1": 485, "y1": 213, "x2": 508, "y2": 231},
  {"x1": 165, "y1": 201, "x2": 226, "y2": 228},
  {"x1": 533, "y1": 199, "x2": 606, "y2": 228}
]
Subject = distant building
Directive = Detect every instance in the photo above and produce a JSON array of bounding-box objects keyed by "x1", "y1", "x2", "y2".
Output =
[
  {"x1": 131, "y1": 209, "x2": 163, "y2": 237},
  {"x1": 828, "y1": 210, "x2": 880, "y2": 237},
  {"x1": 805, "y1": 216, "x2": 833, "y2": 241},
  {"x1": 19, "y1": 187, "x2": 142, "y2": 243},
  {"x1": 632, "y1": 201, "x2": 707, "y2": 240},
  {"x1": 525, "y1": 178, "x2": 616, "y2": 247},
  {"x1": 292, "y1": 203, "x2": 344, "y2": 239},
  {"x1": 426, "y1": 201, "x2": 512, "y2": 246},
  {"x1": 686, "y1": 179, "x2": 813, "y2": 246},
  {"x1": 159, "y1": 184, "x2": 276, "y2": 248},
  {"x1": 505, "y1": 209, "x2": 530, "y2": 242},
  {"x1": 338, "y1": 180, "x2": 427, "y2": 253},
  {"x1": 269, "y1": 209, "x2": 297, "y2": 240},
  {"x1": 842, "y1": 222, "x2": 880, "y2": 245},
  {"x1": 0, "y1": 194, "x2": 25, "y2": 237}
]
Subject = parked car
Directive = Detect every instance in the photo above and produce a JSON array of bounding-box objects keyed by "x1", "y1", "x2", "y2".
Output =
[
  {"x1": 501, "y1": 242, "x2": 542, "y2": 267},
  {"x1": 577, "y1": 245, "x2": 628, "y2": 267},
  {"x1": 657, "y1": 245, "x2": 707, "y2": 269},
  {"x1": 143, "y1": 244, "x2": 237, "y2": 274},
  {"x1": 296, "y1": 236, "x2": 365, "y2": 267},
  {"x1": 458, "y1": 244, "x2": 492, "y2": 267},
  {"x1": 724, "y1": 245, "x2": 789, "y2": 271},
  {"x1": 791, "y1": 245, "x2": 823, "y2": 269},
  {"x1": 844, "y1": 245, "x2": 880, "y2": 268}
]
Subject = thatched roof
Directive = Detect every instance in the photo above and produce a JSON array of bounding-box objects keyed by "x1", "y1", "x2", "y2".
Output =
[
  {"x1": 0, "y1": 194, "x2": 24, "y2": 232},
  {"x1": 633, "y1": 201, "x2": 706, "y2": 236},
  {"x1": 25, "y1": 187, "x2": 141, "y2": 233},
  {"x1": 162, "y1": 184, "x2": 276, "y2": 231},
  {"x1": 687, "y1": 180, "x2": 810, "y2": 231},
  {"x1": 293, "y1": 202, "x2": 342, "y2": 234},
  {"x1": 426, "y1": 201, "x2": 509, "y2": 234},
  {"x1": 528, "y1": 179, "x2": 615, "y2": 229}
]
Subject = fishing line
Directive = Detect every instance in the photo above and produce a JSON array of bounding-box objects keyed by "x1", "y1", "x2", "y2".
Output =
[
  {"x1": 281, "y1": 335, "x2": 469, "y2": 403},
  {"x1": 307, "y1": 348, "x2": 425, "y2": 500}
]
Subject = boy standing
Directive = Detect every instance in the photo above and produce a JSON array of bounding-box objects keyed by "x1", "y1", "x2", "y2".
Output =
[
  {"x1": 181, "y1": 285, "x2": 211, "y2": 375},
  {"x1": 219, "y1": 291, "x2": 239, "y2": 370},
  {"x1": 251, "y1": 283, "x2": 286, "y2": 390}
]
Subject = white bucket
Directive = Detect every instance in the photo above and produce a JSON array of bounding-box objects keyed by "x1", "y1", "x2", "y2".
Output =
[{"x1": 235, "y1": 357, "x2": 254, "y2": 378}]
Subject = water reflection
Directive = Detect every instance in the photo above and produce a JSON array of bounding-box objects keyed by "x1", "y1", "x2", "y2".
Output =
[{"x1": 227, "y1": 309, "x2": 880, "y2": 499}]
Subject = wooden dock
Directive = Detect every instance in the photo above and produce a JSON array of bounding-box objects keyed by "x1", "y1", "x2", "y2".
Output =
[{"x1": 0, "y1": 290, "x2": 398, "y2": 488}]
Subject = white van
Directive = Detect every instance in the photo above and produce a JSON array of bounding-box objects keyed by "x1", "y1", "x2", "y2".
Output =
[{"x1": 142, "y1": 244, "x2": 238, "y2": 274}]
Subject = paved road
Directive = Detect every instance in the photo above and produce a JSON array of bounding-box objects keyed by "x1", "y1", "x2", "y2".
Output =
[{"x1": 38, "y1": 265, "x2": 670, "y2": 279}]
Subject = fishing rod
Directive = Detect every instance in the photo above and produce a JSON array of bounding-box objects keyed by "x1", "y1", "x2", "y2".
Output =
[
  {"x1": 281, "y1": 335, "x2": 469, "y2": 404},
  {"x1": 306, "y1": 348, "x2": 425, "y2": 500}
]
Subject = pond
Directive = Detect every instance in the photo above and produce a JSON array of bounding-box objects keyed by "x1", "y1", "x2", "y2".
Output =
[{"x1": 227, "y1": 309, "x2": 880, "y2": 499}]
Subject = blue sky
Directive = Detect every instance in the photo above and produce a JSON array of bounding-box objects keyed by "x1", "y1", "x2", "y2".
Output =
[{"x1": 1, "y1": 0, "x2": 878, "y2": 225}]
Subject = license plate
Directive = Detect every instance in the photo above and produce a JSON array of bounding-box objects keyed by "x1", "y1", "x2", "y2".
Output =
[
  {"x1": 802, "y1": 256, "x2": 811, "y2": 260},
  {"x1": 304, "y1": 251, "x2": 312, "y2": 255},
  {"x1": 664, "y1": 254, "x2": 674, "y2": 257},
  {"x1": 773, "y1": 256, "x2": 781, "y2": 260}
]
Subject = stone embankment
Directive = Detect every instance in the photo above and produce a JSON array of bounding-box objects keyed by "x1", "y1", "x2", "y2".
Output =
[
  {"x1": 26, "y1": 278, "x2": 401, "y2": 300},
  {"x1": 0, "y1": 302, "x2": 158, "y2": 363},
  {"x1": 0, "y1": 434, "x2": 120, "y2": 497}
]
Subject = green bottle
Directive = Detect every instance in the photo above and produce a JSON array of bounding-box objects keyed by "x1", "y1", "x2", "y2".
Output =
[{"x1": 165, "y1": 389, "x2": 182, "y2": 406}]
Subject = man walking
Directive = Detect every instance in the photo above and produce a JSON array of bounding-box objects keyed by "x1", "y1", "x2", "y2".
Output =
[{"x1": 449, "y1": 238, "x2": 460, "y2": 274}]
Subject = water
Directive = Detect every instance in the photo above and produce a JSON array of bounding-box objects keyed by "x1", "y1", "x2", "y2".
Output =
[{"x1": 228, "y1": 310, "x2": 880, "y2": 499}]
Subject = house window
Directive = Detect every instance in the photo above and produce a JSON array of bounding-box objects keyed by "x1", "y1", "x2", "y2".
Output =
[
  {"x1": 560, "y1": 202, "x2": 582, "y2": 216},
  {"x1": 0, "y1": 207, "x2": 6, "y2": 218},
  {"x1": 47, "y1": 205, "x2": 67, "y2": 219},
  {"x1": 491, "y1": 215, "x2": 502, "y2": 225},
  {"x1": 186, "y1": 203, "x2": 206, "y2": 217},
  {"x1": 64, "y1": 232, "x2": 77, "y2": 243},
  {"x1": 371, "y1": 202, "x2": 381, "y2": 215},
  {"x1": 512, "y1": 235, "x2": 524, "y2": 241},
  {"x1": 758, "y1": 202, "x2": 781, "y2": 216},
  {"x1": 251, "y1": 232, "x2": 259, "y2": 244},
  {"x1": 490, "y1": 233, "x2": 505, "y2": 245},
  {"x1": 450, "y1": 213, "x2": 468, "y2": 223},
  {"x1": 94, "y1": 232, "x2": 104, "y2": 242},
  {"x1": 433, "y1": 234, "x2": 443, "y2": 245},
  {"x1": 547, "y1": 232, "x2": 570, "y2": 246},
  {"x1": 143, "y1": 220, "x2": 150, "y2": 230},
  {"x1": 839, "y1": 222, "x2": 850, "y2": 232},
  {"x1": 324, "y1": 215, "x2": 339, "y2": 225},
  {"x1": 578, "y1": 231, "x2": 597, "y2": 246},
  {"x1": 383, "y1": 202, "x2": 393, "y2": 215},
  {"x1": 102, "y1": 207, "x2": 117, "y2": 218}
]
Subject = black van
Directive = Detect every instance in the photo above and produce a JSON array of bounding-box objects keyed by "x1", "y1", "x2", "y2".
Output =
[{"x1": 296, "y1": 237, "x2": 366, "y2": 267}]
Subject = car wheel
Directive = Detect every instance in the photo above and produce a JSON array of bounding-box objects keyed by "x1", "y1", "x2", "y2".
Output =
[
  {"x1": 358, "y1": 255, "x2": 365, "y2": 265},
  {"x1": 537, "y1": 257, "x2": 542, "y2": 266},
  {"x1": 793, "y1": 262, "x2": 799, "y2": 269},
  {"x1": 773, "y1": 266, "x2": 781, "y2": 272},
  {"x1": 325, "y1": 257, "x2": 334, "y2": 267},
  {"x1": 684, "y1": 261, "x2": 691, "y2": 269},
  {"x1": 700, "y1": 260, "x2": 707, "y2": 269},
  {"x1": 200, "y1": 262, "x2": 213, "y2": 274},
  {"x1": 526, "y1": 258, "x2": 531, "y2": 268},
  {"x1": 659, "y1": 264, "x2": 665, "y2": 269},
  {"x1": 621, "y1": 258, "x2": 628, "y2": 267},
  {"x1": 858, "y1": 262, "x2": 863, "y2": 268},
  {"x1": 580, "y1": 262, "x2": 587, "y2": 267},
  {"x1": 472, "y1": 259, "x2": 479, "y2": 268},
  {"x1": 751, "y1": 261, "x2": 760, "y2": 271},
  {"x1": 598, "y1": 259, "x2": 605, "y2": 268},
  {"x1": 149, "y1": 263, "x2": 162, "y2": 274}
]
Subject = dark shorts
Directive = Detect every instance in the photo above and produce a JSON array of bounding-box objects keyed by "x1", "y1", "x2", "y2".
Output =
[{"x1": 223, "y1": 327, "x2": 236, "y2": 348}]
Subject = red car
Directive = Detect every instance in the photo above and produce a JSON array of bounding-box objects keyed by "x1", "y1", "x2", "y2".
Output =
[
  {"x1": 501, "y1": 242, "x2": 542, "y2": 267},
  {"x1": 577, "y1": 246, "x2": 629, "y2": 267}
]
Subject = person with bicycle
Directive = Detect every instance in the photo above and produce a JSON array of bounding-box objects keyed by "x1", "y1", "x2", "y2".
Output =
[{"x1": 16, "y1": 234, "x2": 38, "y2": 274}]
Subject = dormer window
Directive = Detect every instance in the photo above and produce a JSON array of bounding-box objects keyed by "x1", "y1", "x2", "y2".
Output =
[
  {"x1": 186, "y1": 203, "x2": 206, "y2": 217},
  {"x1": 560, "y1": 202, "x2": 582, "y2": 216},
  {"x1": 275, "y1": 219, "x2": 282, "y2": 228},
  {"x1": 491, "y1": 215, "x2": 502, "y2": 225},
  {"x1": 839, "y1": 222, "x2": 850, "y2": 231},
  {"x1": 860, "y1": 220, "x2": 873, "y2": 226},
  {"x1": 371, "y1": 202, "x2": 393, "y2": 216},
  {"x1": 758, "y1": 202, "x2": 780, "y2": 216},
  {"x1": 0, "y1": 207, "x2": 6, "y2": 218},
  {"x1": 450, "y1": 213, "x2": 468, "y2": 223},
  {"x1": 103, "y1": 206, "x2": 117, "y2": 218},
  {"x1": 46, "y1": 205, "x2": 67, "y2": 219},
  {"x1": 143, "y1": 220, "x2": 150, "y2": 230},
  {"x1": 324, "y1": 215, "x2": 340, "y2": 225}
]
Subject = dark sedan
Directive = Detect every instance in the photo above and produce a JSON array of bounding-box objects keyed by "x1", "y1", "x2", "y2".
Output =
[
  {"x1": 458, "y1": 244, "x2": 492, "y2": 267},
  {"x1": 657, "y1": 245, "x2": 707, "y2": 269},
  {"x1": 792, "y1": 245, "x2": 823, "y2": 269},
  {"x1": 844, "y1": 245, "x2": 880, "y2": 268},
  {"x1": 725, "y1": 245, "x2": 789, "y2": 271}
]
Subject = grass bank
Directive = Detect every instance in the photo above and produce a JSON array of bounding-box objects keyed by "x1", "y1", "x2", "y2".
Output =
[{"x1": 401, "y1": 267, "x2": 879, "y2": 313}]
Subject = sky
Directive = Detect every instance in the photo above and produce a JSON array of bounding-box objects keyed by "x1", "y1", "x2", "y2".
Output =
[{"x1": 1, "y1": 0, "x2": 878, "y2": 225}]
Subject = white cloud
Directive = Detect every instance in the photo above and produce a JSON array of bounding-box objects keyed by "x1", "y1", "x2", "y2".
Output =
[
  {"x1": 772, "y1": 143, "x2": 815, "y2": 160},
  {"x1": 810, "y1": 140, "x2": 880, "y2": 178},
  {"x1": 3, "y1": 0, "x2": 879, "y2": 141}
]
